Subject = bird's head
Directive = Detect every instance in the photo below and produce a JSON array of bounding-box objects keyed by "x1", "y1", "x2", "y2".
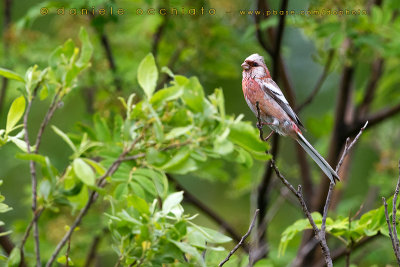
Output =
[{"x1": 241, "y1": 53, "x2": 270, "y2": 79}]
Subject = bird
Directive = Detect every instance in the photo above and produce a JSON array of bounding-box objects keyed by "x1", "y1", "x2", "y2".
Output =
[{"x1": 241, "y1": 53, "x2": 340, "y2": 183}]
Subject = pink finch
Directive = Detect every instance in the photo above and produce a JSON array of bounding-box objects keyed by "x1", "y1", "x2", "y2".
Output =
[{"x1": 241, "y1": 53, "x2": 340, "y2": 183}]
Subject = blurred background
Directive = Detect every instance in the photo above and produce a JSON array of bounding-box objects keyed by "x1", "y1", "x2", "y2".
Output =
[{"x1": 1, "y1": 0, "x2": 400, "y2": 266}]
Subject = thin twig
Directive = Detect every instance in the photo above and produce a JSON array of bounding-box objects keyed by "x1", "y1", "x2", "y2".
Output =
[
  {"x1": 336, "y1": 121, "x2": 369, "y2": 174},
  {"x1": 383, "y1": 197, "x2": 400, "y2": 264},
  {"x1": 270, "y1": 161, "x2": 332, "y2": 267},
  {"x1": 34, "y1": 91, "x2": 61, "y2": 153},
  {"x1": 22, "y1": 84, "x2": 42, "y2": 267},
  {"x1": 297, "y1": 50, "x2": 335, "y2": 112},
  {"x1": 383, "y1": 161, "x2": 400, "y2": 264},
  {"x1": 65, "y1": 235, "x2": 71, "y2": 267},
  {"x1": 392, "y1": 161, "x2": 400, "y2": 253},
  {"x1": 46, "y1": 136, "x2": 144, "y2": 267},
  {"x1": 218, "y1": 209, "x2": 259, "y2": 267}
]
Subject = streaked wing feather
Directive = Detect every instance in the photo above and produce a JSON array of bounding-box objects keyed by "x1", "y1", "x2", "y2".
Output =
[{"x1": 261, "y1": 79, "x2": 304, "y2": 128}]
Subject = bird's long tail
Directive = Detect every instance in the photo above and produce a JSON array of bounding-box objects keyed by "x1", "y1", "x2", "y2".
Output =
[{"x1": 296, "y1": 132, "x2": 340, "y2": 183}]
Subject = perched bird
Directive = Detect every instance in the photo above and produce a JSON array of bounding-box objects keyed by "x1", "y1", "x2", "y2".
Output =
[{"x1": 241, "y1": 53, "x2": 340, "y2": 183}]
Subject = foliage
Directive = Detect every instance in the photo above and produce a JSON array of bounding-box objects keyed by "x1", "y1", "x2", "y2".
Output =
[{"x1": 0, "y1": 28, "x2": 269, "y2": 266}]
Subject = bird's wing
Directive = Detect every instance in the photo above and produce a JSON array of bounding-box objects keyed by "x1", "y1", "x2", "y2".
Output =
[{"x1": 261, "y1": 78, "x2": 304, "y2": 128}]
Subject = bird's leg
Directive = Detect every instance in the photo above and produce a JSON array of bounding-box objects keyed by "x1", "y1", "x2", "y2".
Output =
[
  {"x1": 263, "y1": 131, "x2": 274, "y2": 142},
  {"x1": 255, "y1": 121, "x2": 275, "y2": 142}
]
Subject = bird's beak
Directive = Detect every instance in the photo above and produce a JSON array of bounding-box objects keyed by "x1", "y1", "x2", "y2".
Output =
[{"x1": 241, "y1": 62, "x2": 250, "y2": 70}]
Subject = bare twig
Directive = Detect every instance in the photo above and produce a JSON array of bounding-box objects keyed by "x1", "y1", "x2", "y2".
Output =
[
  {"x1": 297, "y1": 50, "x2": 335, "y2": 112},
  {"x1": 383, "y1": 197, "x2": 400, "y2": 264},
  {"x1": 22, "y1": 84, "x2": 43, "y2": 267},
  {"x1": 65, "y1": 235, "x2": 71, "y2": 267},
  {"x1": 392, "y1": 162, "x2": 400, "y2": 251},
  {"x1": 336, "y1": 121, "x2": 369, "y2": 174},
  {"x1": 270, "y1": 161, "x2": 333, "y2": 267},
  {"x1": 218, "y1": 209, "x2": 259, "y2": 267}
]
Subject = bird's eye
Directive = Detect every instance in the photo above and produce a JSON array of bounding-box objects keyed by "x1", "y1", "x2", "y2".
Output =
[{"x1": 253, "y1": 62, "x2": 259, "y2": 67}]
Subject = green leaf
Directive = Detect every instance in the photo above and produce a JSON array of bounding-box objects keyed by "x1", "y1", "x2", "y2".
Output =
[
  {"x1": 9, "y1": 137, "x2": 34, "y2": 153},
  {"x1": 138, "y1": 53, "x2": 158, "y2": 98},
  {"x1": 165, "y1": 125, "x2": 193, "y2": 140},
  {"x1": 52, "y1": 125, "x2": 77, "y2": 152},
  {"x1": 279, "y1": 212, "x2": 321, "y2": 256},
  {"x1": 57, "y1": 255, "x2": 74, "y2": 266},
  {"x1": 127, "y1": 195, "x2": 150, "y2": 214},
  {"x1": 181, "y1": 77, "x2": 204, "y2": 112},
  {"x1": 114, "y1": 183, "x2": 128, "y2": 200},
  {"x1": 150, "y1": 85, "x2": 183, "y2": 108},
  {"x1": 0, "y1": 68, "x2": 24, "y2": 83},
  {"x1": 7, "y1": 247, "x2": 20, "y2": 267},
  {"x1": 162, "y1": 191, "x2": 183, "y2": 214},
  {"x1": 132, "y1": 174, "x2": 157, "y2": 196},
  {"x1": 15, "y1": 153, "x2": 46, "y2": 165},
  {"x1": 77, "y1": 27, "x2": 93, "y2": 67},
  {"x1": 73, "y1": 158, "x2": 95, "y2": 186},
  {"x1": 6, "y1": 96, "x2": 26, "y2": 134},
  {"x1": 198, "y1": 226, "x2": 232, "y2": 244},
  {"x1": 0, "y1": 203, "x2": 12, "y2": 213},
  {"x1": 169, "y1": 239, "x2": 205, "y2": 267},
  {"x1": 229, "y1": 121, "x2": 269, "y2": 159},
  {"x1": 133, "y1": 168, "x2": 168, "y2": 198}
]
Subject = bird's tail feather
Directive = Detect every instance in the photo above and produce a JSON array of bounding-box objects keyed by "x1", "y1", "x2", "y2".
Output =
[{"x1": 296, "y1": 133, "x2": 340, "y2": 183}]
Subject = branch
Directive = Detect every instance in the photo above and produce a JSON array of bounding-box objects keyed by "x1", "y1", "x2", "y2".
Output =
[
  {"x1": 336, "y1": 121, "x2": 368, "y2": 174},
  {"x1": 297, "y1": 50, "x2": 335, "y2": 112},
  {"x1": 218, "y1": 209, "x2": 259, "y2": 267},
  {"x1": 364, "y1": 103, "x2": 400, "y2": 128},
  {"x1": 90, "y1": 14, "x2": 122, "y2": 92},
  {"x1": 84, "y1": 228, "x2": 108, "y2": 267},
  {"x1": 151, "y1": 6, "x2": 168, "y2": 59},
  {"x1": 254, "y1": 0, "x2": 273, "y2": 55},
  {"x1": 22, "y1": 84, "x2": 43, "y2": 267},
  {"x1": 169, "y1": 175, "x2": 247, "y2": 251},
  {"x1": 254, "y1": 102, "x2": 280, "y2": 261},
  {"x1": 272, "y1": 0, "x2": 289, "y2": 82},
  {"x1": 65, "y1": 235, "x2": 71, "y2": 267},
  {"x1": 355, "y1": 58, "x2": 384, "y2": 117},
  {"x1": 45, "y1": 137, "x2": 143, "y2": 267},
  {"x1": 312, "y1": 62, "x2": 354, "y2": 213}
]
